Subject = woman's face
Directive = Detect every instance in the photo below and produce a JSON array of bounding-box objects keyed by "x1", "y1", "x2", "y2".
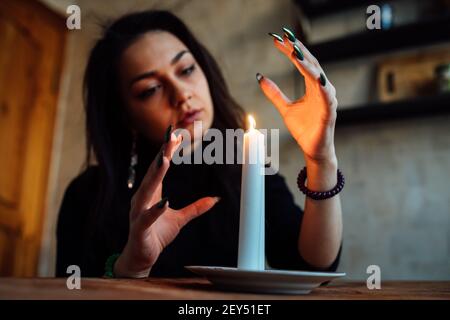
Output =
[{"x1": 119, "y1": 31, "x2": 214, "y2": 145}]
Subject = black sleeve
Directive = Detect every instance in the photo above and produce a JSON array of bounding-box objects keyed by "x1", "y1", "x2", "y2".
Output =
[
  {"x1": 265, "y1": 173, "x2": 342, "y2": 272},
  {"x1": 55, "y1": 167, "x2": 105, "y2": 277}
]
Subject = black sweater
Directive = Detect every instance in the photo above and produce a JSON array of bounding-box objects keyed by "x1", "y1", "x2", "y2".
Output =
[{"x1": 56, "y1": 160, "x2": 341, "y2": 277}]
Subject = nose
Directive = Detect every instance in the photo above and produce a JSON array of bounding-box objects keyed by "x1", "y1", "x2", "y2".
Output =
[{"x1": 169, "y1": 80, "x2": 192, "y2": 109}]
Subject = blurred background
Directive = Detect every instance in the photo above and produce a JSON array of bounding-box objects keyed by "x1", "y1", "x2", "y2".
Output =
[{"x1": 0, "y1": 0, "x2": 449, "y2": 280}]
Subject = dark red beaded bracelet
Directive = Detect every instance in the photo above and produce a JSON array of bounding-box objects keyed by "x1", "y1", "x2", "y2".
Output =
[{"x1": 297, "y1": 167, "x2": 345, "y2": 200}]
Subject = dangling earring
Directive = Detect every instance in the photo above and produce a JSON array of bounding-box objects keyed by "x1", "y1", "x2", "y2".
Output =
[{"x1": 127, "y1": 134, "x2": 138, "y2": 189}]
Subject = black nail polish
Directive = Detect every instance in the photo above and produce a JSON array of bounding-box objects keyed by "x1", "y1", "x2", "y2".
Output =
[
  {"x1": 164, "y1": 125, "x2": 172, "y2": 143},
  {"x1": 268, "y1": 32, "x2": 283, "y2": 43},
  {"x1": 157, "y1": 148, "x2": 164, "y2": 168},
  {"x1": 256, "y1": 73, "x2": 263, "y2": 82},
  {"x1": 293, "y1": 44, "x2": 304, "y2": 61},
  {"x1": 319, "y1": 73, "x2": 327, "y2": 86},
  {"x1": 282, "y1": 27, "x2": 296, "y2": 42},
  {"x1": 157, "y1": 197, "x2": 168, "y2": 209}
]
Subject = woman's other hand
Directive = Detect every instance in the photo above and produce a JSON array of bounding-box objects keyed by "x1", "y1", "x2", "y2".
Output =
[{"x1": 114, "y1": 129, "x2": 220, "y2": 278}]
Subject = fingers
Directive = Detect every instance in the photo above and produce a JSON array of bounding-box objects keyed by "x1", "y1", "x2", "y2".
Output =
[
  {"x1": 164, "y1": 126, "x2": 183, "y2": 160},
  {"x1": 133, "y1": 126, "x2": 182, "y2": 212},
  {"x1": 280, "y1": 27, "x2": 323, "y2": 72},
  {"x1": 282, "y1": 37, "x2": 321, "y2": 91},
  {"x1": 176, "y1": 196, "x2": 220, "y2": 229},
  {"x1": 290, "y1": 44, "x2": 320, "y2": 80},
  {"x1": 268, "y1": 31, "x2": 292, "y2": 56},
  {"x1": 267, "y1": 28, "x2": 337, "y2": 107},
  {"x1": 133, "y1": 146, "x2": 169, "y2": 211},
  {"x1": 137, "y1": 197, "x2": 169, "y2": 231},
  {"x1": 270, "y1": 29, "x2": 323, "y2": 81},
  {"x1": 256, "y1": 73, "x2": 290, "y2": 116},
  {"x1": 317, "y1": 74, "x2": 338, "y2": 111},
  {"x1": 290, "y1": 38, "x2": 322, "y2": 71}
]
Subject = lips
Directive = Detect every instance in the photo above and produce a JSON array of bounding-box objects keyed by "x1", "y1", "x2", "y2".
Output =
[{"x1": 178, "y1": 109, "x2": 203, "y2": 126}]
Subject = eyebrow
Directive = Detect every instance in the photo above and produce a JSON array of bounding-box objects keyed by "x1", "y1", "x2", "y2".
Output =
[{"x1": 129, "y1": 50, "x2": 190, "y2": 87}]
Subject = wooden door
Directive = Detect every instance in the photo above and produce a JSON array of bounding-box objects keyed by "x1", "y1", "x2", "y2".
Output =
[{"x1": 0, "y1": 0, "x2": 66, "y2": 276}]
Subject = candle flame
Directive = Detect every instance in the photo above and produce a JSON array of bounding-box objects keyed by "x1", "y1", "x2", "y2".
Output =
[{"x1": 248, "y1": 115, "x2": 256, "y2": 130}]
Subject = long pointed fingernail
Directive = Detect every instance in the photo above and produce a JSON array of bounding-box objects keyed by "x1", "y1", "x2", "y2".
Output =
[
  {"x1": 282, "y1": 27, "x2": 296, "y2": 42},
  {"x1": 157, "y1": 197, "x2": 169, "y2": 208},
  {"x1": 256, "y1": 73, "x2": 263, "y2": 82},
  {"x1": 157, "y1": 149, "x2": 164, "y2": 168},
  {"x1": 293, "y1": 44, "x2": 304, "y2": 61},
  {"x1": 164, "y1": 125, "x2": 173, "y2": 143},
  {"x1": 215, "y1": 196, "x2": 222, "y2": 203},
  {"x1": 319, "y1": 73, "x2": 327, "y2": 86},
  {"x1": 268, "y1": 32, "x2": 283, "y2": 43}
]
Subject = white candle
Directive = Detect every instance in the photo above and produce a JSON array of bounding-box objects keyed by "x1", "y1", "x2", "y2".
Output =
[{"x1": 238, "y1": 115, "x2": 265, "y2": 270}]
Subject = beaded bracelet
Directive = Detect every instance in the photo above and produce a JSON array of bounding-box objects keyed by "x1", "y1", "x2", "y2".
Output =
[
  {"x1": 104, "y1": 253, "x2": 120, "y2": 278},
  {"x1": 297, "y1": 167, "x2": 345, "y2": 200}
]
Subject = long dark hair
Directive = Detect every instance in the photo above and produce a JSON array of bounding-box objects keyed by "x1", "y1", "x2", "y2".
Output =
[{"x1": 84, "y1": 10, "x2": 245, "y2": 234}]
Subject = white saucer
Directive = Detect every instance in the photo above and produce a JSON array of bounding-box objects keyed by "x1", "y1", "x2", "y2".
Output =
[{"x1": 185, "y1": 266, "x2": 346, "y2": 294}]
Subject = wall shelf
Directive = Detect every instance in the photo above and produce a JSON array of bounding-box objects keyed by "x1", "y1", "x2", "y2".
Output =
[
  {"x1": 292, "y1": 1, "x2": 450, "y2": 124},
  {"x1": 308, "y1": 15, "x2": 450, "y2": 63},
  {"x1": 294, "y1": 0, "x2": 385, "y2": 18},
  {"x1": 336, "y1": 92, "x2": 450, "y2": 126}
]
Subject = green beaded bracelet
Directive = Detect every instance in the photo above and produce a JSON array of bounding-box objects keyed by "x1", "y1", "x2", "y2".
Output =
[{"x1": 104, "y1": 253, "x2": 120, "y2": 278}]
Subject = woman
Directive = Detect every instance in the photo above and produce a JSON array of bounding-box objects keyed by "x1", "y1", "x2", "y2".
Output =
[{"x1": 56, "y1": 10, "x2": 343, "y2": 278}]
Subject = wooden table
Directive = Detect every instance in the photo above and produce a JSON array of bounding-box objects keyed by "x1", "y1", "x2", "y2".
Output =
[{"x1": 0, "y1": 278, "x2": 449, "y2": 300}]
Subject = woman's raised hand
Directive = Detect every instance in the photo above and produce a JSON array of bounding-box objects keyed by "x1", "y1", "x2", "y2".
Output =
[
  {"x1": 258, "y1": 27, "x2": 338, "y2": 165},
  {"x1": 114, "y1": 128, "x2": 220, "y2": 278}
]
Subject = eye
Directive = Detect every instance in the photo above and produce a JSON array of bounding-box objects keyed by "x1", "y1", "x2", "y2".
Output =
[
  {"x1": 181, "y1": 64, "x2": 196, "y2": 76},
  {"x1": 137, "y1": 84, "x2": 161, "y2": 100}
]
